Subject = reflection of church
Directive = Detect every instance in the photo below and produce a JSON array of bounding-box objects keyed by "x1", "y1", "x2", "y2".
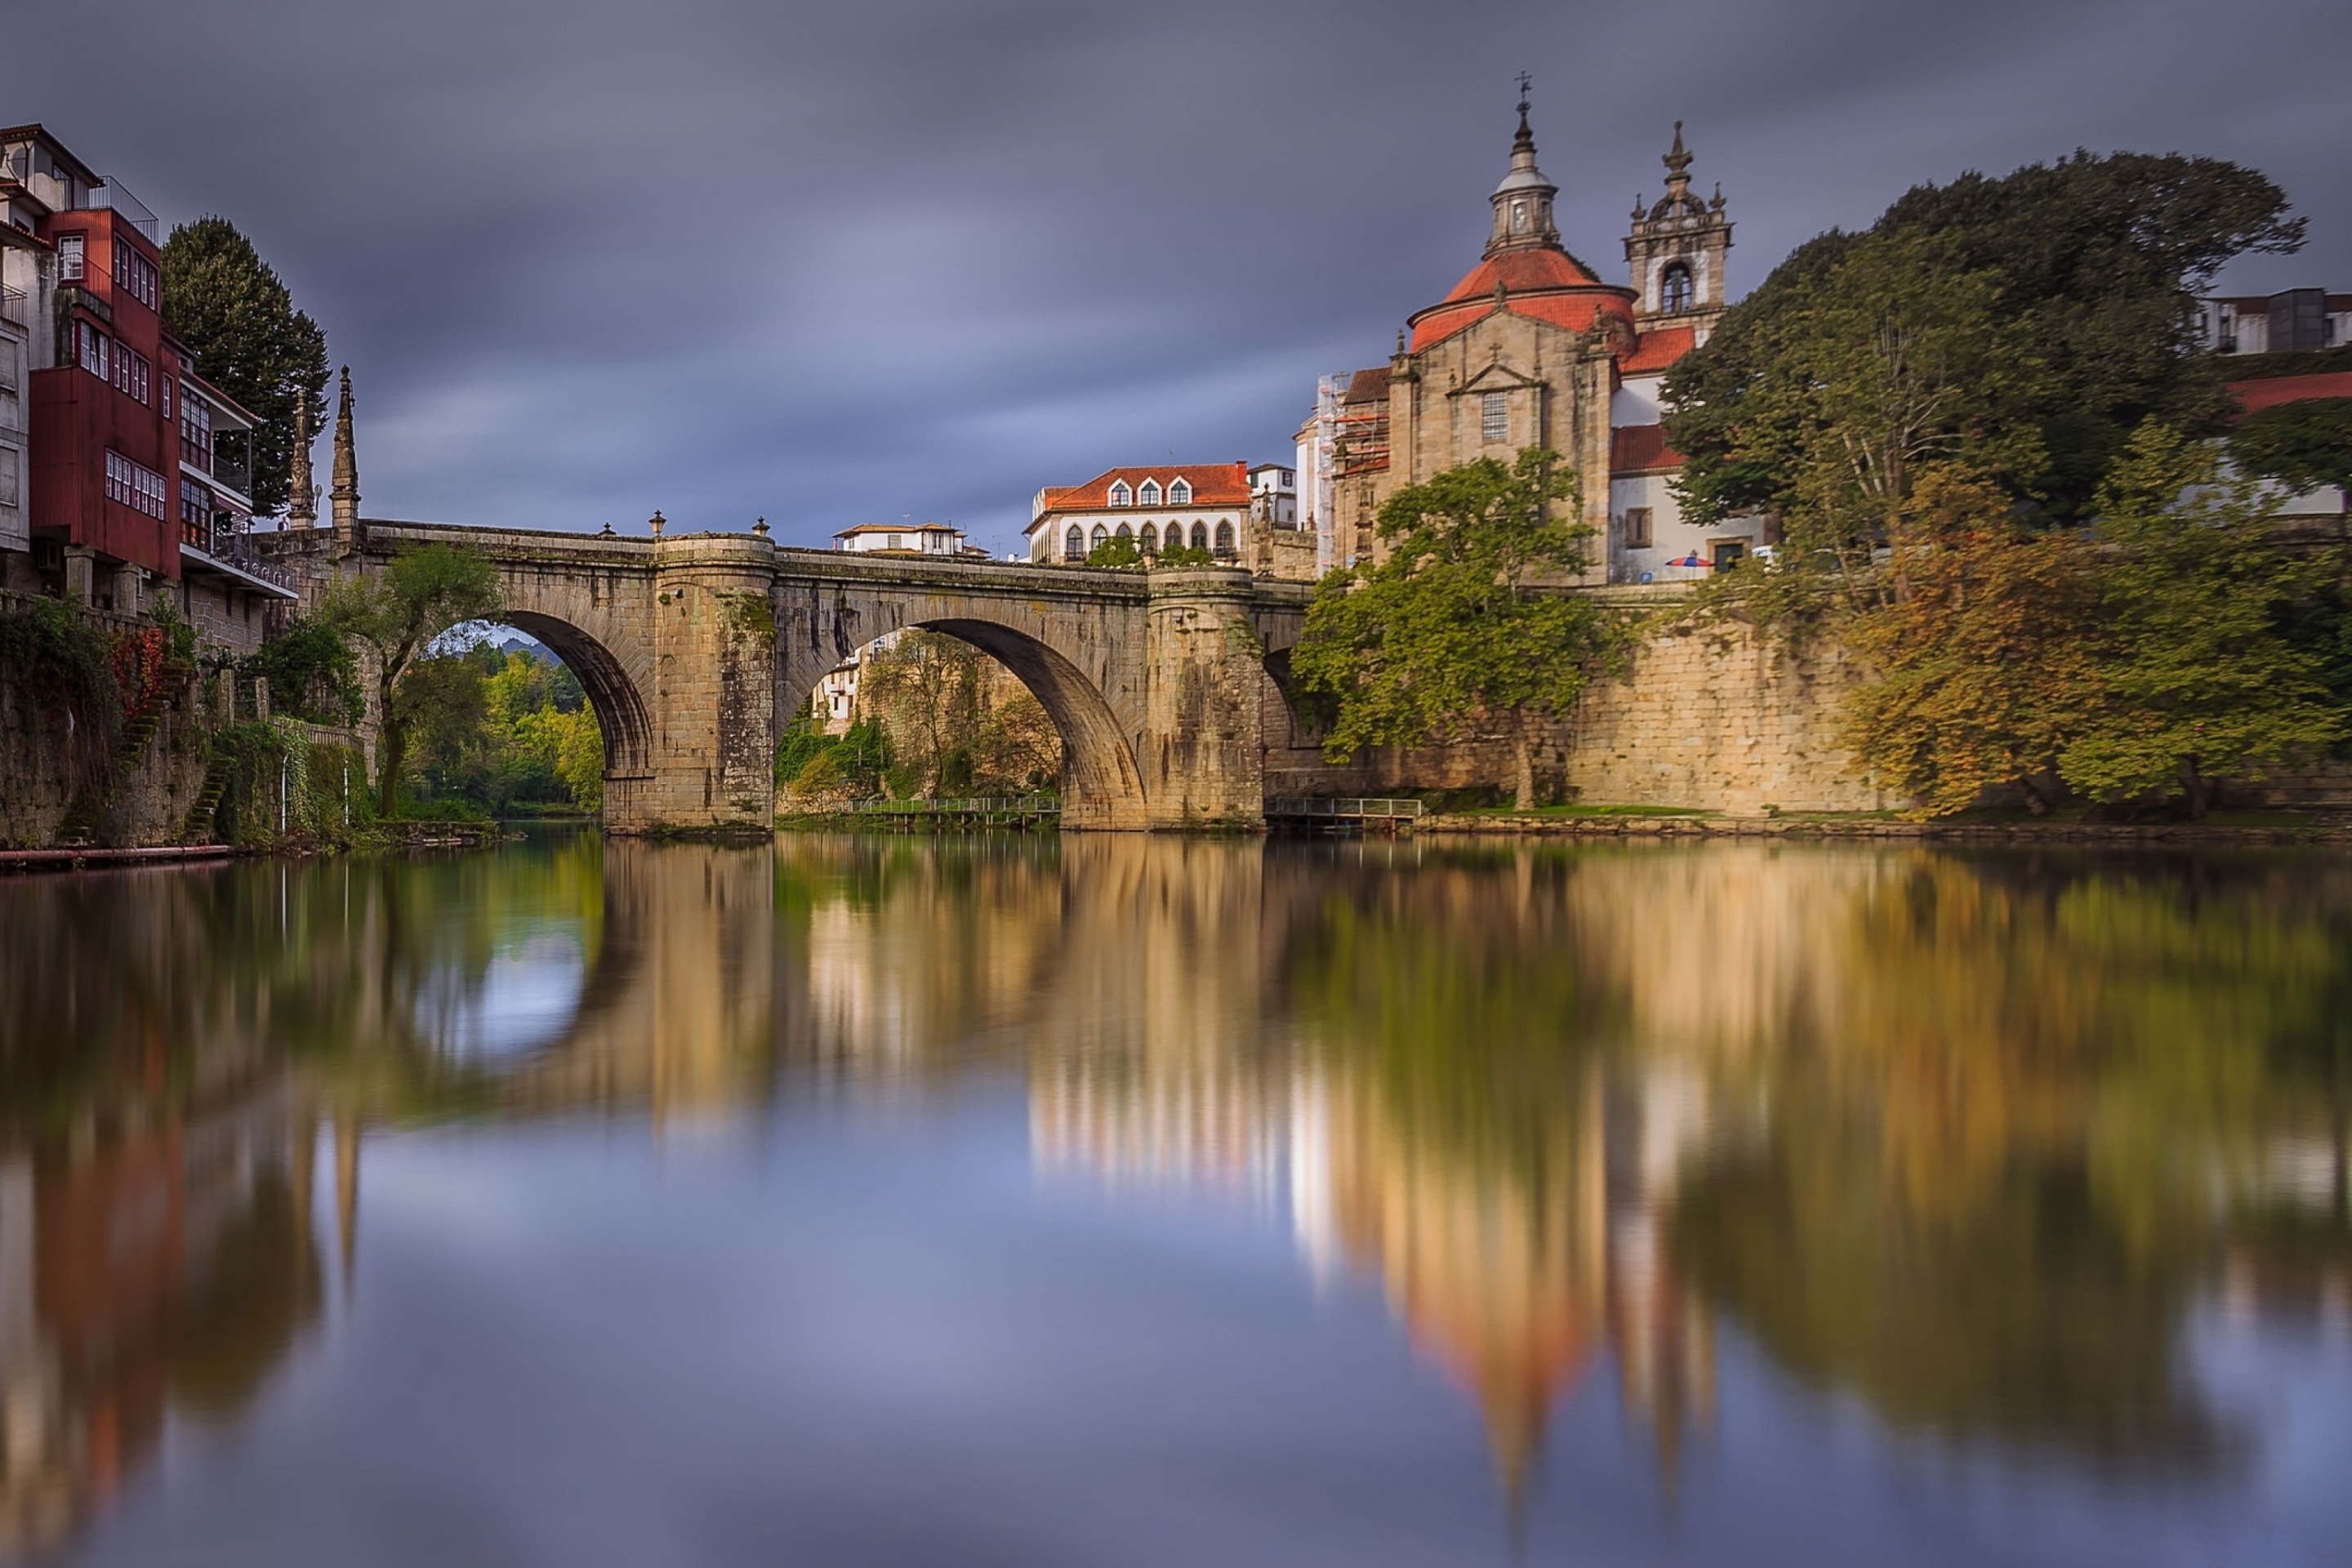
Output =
[
  {"x1": 1034, "y1": 1037, "x2": 1719, "y2": 1497},
  {"x1": 1298, "y1": 95, "x2": 1760, "y2": 583}
]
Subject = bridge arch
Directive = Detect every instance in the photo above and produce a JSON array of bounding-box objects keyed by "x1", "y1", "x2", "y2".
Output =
[
  {"x1": 916, "y1": 618, "x2": 1145, "y2": 822},
  {"x1": 495, "y1": 611, "x2": 657, "y2": 779},
  {"x1": 781, "y1": 616, "x2": 1146, "y2": 829}
]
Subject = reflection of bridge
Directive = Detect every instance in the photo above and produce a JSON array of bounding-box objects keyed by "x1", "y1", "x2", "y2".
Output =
[{"x1": 262, "y1": 523, "x2": 1315, "y2": 832}]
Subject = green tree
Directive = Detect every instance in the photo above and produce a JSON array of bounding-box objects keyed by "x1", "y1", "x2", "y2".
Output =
[
  {"x1": 161, "y1": 216, "x2": 330, "y2": 516},
  {"x1": 1292, "y1": 449, "x2": 1625, "y2": 809},
  {"x1": 1667, "y1": 151, "x2": 2302, "y2": 533},
  {"x1": 2057, "y1": 423, "x2": 2344, "y2": 814},
  {"x1": 1085, "y1": 534, "x2": 1143, "y2": 568},
  {"x1": 2229, "y1": 398, "x2": 2352, "y2": 497},
  {"x1": 239, "y1": 615, "x2": 360, "y2": 726},
  {"x1": 323, "y1": 545, "x2": 502, "y2": 816}
]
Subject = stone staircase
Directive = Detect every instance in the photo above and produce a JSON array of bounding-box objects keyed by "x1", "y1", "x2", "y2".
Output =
[
  {"x1": 52, "y1": 657, "x2": 196, "y2": 849},
  {"x1": 178, "y1": 754, "x2": 234, "y2": 844}
]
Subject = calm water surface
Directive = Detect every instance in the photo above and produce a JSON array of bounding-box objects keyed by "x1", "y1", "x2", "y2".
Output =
[{"x1": 1, "y1": 833, "x2": 2347, "y2": 1566}]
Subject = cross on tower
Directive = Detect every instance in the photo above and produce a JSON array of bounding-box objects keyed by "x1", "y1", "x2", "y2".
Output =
[{"x1": 1515, "y1": 72, "x2": 1532, "y2": 113}]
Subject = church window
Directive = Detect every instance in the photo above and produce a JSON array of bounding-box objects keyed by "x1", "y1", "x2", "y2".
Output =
[
  {"x1": 1065, "y1": 525, "x2": 1084, "y2": 559},
  {"x1": 1169, "y1": 479, "x2": 1191, "y2": 504},
  {"x1": 1511, "y1": 200, "x2": 1528, "y2": 234},
  {"x1": 1138, "y1": 479, "x2": 1161, "y2": 506},
  {"x1": 1141, "y1": 524, "x2": 1158, "y2": 551},
  {"x1": 1115, "y1": 523, "x2": 1132, "y2": 543},
  {"x1": 1189, "y1": 523, "x2": 1208, "y2": 551},
  {"x1": 1108, "y1": 481, "x2": 1131, "y2": 506},
  {"x1": 1090, "y1": 523, "x2": 1108, "y2": 550},
  {"x1": 1662, "y1": 262, "x2": 1694, "y2": 314},
  {"x1": 1481, "y1": 391, "x2": 1507, "y2": 444},
  {"x1": 1624, "y1": 507, "x2": 1652, "y2": 550},
  {"x1": 1214, "y1": 521, "x2": 1235, "y2": 556}
]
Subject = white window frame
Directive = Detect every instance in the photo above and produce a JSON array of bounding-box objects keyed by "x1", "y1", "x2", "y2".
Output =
[
  {"x1": 1138, "y1": 479, "x2": 1161, "y2": 506},
  {"x1": 1169, "y1": 479, "x2": 1191, "y2": 504},
  {"x1": 1481, "y1": 390, "x2": 1507, "y2": 444},
  {"x1": 1107, "y1": 481, "x2": 1131, "y2": 506}
]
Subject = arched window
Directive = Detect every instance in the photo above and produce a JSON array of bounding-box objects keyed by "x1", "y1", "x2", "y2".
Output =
[
  {"x1": 1138, "y1": 479, "x2": 1161, "y2": 506},
  {"x1": 1140, "y1": 523, "x2": 1158, "y2": 551},
  {"x1": 1115, "y1": 523, "x2": 1132, "y2": 542},
  {"x1": 1214, "y1": 521, "x2": 1235, "y2": 555},
  {"x1": 1190, "y1": 523, "x2": 1208, "y2": 551},
  {"x1": 1090, "y1": 523, "x2": 1109, "y2": 550},
  {"x1": 1169, "y1": 479, "x2": 1192, "y2": 504},
  {"x1": 1511, "y1": 199, "x2": 1528, "y2": 234},
  {"x1": 1108, "y1": 481, "x2": 1131, "y2": 506},
  {"x1": 1064, "y1": 525, "x2": 1084, "y2": 560},
  {"x1": 1661, "y1": 262, "x2": 1694, "y2": 314}
]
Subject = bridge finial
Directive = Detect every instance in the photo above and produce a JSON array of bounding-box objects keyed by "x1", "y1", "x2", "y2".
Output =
[
  {"x1": 648, "y1": 510, "x2": 666, "y2": 538},
  {"x1": 287, "y1": 397, "x2": 317, "y2": 529},
  {"x1": 753, "y1": 516, "x2": 769, "y2": 537},
  {"x1": 331, "y1": 366, "x2": 362, "y2": 553}
]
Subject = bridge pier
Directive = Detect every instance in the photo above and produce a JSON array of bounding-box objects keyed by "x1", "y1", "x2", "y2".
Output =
[{"x1": 1142, "y1": 574, "x2": 1265, "y2": 827}]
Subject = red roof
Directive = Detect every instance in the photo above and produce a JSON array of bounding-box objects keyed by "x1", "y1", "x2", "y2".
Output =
[
  {"x1": 1610, "y1": 425, "x2": 1684, "y2": 475},
  {"x1": 1617, "y1": 325, "x2": 1697, "y2": 376},
  {"x1": 1408, "y1": 247, "x2": 1638, "y2": 353},
  {"x1": 2230, "y1": 373, "x2": 2352, "y2": 415},
  {"x1": 1036, "y1": 462, "x2": 1253, "y2": 516}
]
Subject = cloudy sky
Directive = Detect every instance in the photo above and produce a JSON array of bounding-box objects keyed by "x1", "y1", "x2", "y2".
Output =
[{"x1": 14, "y1": 0, "x2": 2349, "y2": 554}]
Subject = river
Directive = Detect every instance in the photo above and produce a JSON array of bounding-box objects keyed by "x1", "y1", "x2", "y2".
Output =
[{"x1": 0, "y1": 832, "x2": 2345, "y2": 1566}]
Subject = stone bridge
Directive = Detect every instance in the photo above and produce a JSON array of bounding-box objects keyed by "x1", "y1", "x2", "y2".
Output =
[{"x1": 266, "y1": 523, "x2": 1316, "y2": 832}]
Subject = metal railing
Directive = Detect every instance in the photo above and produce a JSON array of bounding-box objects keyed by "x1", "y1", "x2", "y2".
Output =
[
  {"x1": 1265, "y1": 797, "x2": 1425, "y2": 820},
  {"x1": 0, "y1": 286, "x2": 24, "y2": 328},
  {"x1": 849, "y1": 795, "x2": 1060, "y2": 815}
]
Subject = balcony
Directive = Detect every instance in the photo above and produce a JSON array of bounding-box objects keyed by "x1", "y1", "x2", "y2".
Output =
[
  {"x1": 94, "y1": 180, "x2": 158, "y2": 242},
  {"x1": 0, "y1": 286, "x2": 23, "y2": 329}
]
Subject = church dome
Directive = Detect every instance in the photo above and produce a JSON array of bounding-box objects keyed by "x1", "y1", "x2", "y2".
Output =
[{"x1": 1405, "y1": 97, "x2": 1637, "y2": 352}]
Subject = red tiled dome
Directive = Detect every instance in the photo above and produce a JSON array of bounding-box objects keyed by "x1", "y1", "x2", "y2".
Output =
[{"x1": 1407, "y1": 246, "x2": 1638, "y2": 352}]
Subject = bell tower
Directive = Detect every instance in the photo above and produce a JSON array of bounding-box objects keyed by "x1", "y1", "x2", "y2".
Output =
[
  {"x1": 1624, "y1": 123, "x2": 1732, "y2": 335},
  {"x1": 1485, "y1": 77, "x2": 1561, "y2": 258}
]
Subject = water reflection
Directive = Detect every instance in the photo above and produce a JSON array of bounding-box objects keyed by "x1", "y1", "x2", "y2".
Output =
[{"x1": 0, "y1": 835, "x2": 2345, "y2": 1561}]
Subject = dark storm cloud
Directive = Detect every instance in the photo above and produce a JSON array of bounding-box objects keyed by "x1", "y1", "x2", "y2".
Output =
[{"x1": 12, "y1": 0, "x2": 2348, "y2": 550}]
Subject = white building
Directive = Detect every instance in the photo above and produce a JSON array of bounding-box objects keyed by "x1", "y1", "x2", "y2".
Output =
[
  {"x1": 2201, "y1": 289, "x2": 2350, "y2": 356},
  {"x1": 832, "y1": 520, "x2": 980, "y2": 556},
  {"x1": 1026, "y1": 463, "x2": 1256, "y2": 563}
]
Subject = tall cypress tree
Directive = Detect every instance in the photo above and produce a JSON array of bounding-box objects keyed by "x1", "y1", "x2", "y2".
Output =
[{"x1": 161, "y1": 216, "x2": 328, "y2": 517}]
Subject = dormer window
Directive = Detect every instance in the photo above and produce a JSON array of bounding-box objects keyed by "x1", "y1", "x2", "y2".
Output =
[
  {"x1": 1661, "y1": 262, "x2": 1694, "y2": 314},
  {"x1": 1138, "y1": 479, "x2": 1161, "y2": 506},
  {"x1": 1169, "y1": 479, "x2": 1191, "y2": 504},
  {"x1": 1108, "y1": 481, "x2": 1131, "y2": 506}
]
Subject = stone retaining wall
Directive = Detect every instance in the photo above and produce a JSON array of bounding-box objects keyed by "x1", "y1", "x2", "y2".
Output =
[
  {"x1": 1263, "y1": 614, "x2": 1891, "y2": 813},
  {"x1": 0, "y1": 675, "x2": 212, "y2": 848}
]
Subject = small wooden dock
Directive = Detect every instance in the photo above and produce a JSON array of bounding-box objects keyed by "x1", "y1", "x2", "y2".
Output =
[
  {"x1": 845, "y1": 796, "x2": 1062, "y2": 831},
  {"x1": 1263, "y1": 797, "x2": 1425, "y2": 835}
]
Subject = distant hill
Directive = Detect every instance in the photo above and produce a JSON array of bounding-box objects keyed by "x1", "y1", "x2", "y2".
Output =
[{"x1": 497, "y1": 635, "x2": 553, "y2": 664}]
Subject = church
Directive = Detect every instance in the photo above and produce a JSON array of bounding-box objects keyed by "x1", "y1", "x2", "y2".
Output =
[{"x1": 1296, "y1": 96, "x2": 1764, "y2": 583}]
